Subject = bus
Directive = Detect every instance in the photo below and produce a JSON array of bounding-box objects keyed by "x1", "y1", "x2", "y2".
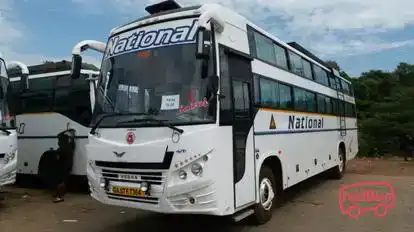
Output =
[
  {"x1": 0, "y1": 57, "x2": 28, "y2": 189},
  {"x1": 70, "y1": 0, "x2": 358, "y2": 224},
  {"x1": 8, "y1": 61, "x2": 99, "y2": 188}
]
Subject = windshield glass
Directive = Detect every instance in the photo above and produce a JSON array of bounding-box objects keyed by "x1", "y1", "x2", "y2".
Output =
[
  {"x1": 0, "y1": 59, "x2": 15, "y2": 129},
  {"x1": 92, "y1": 18, "x2": 216, "y2": 128}
]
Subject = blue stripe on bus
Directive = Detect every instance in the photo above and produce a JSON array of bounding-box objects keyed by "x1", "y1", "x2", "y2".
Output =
[{"x1": 254, "y1": 128, "x2": 358, "y2": 135}]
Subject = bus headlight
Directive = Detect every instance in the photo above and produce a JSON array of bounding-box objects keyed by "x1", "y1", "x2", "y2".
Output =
[
  {"x1": 3, "y1": 156, "x2": 9, "y2": 164},
  {"x1": 9, "y1": 149, "x2": 17, "y2": 160},
  {"x1": 4, "y1": 149, "x2": 17, "y2": 164},
  {"x1": 191, "y1": 162, "x2": 203, "y2": 176},
  {"x1": 178, "y1": 170, "x2": 187, "y2": 180}
]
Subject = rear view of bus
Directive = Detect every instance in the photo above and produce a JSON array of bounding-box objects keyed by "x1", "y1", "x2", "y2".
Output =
[{"x1": 0, "y1": 56, "x2": 26, "y2": 188}]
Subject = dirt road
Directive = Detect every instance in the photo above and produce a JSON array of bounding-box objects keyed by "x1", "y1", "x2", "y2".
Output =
[{"x1": 1, "y1": 158, "x2": 413, "y2": 232}]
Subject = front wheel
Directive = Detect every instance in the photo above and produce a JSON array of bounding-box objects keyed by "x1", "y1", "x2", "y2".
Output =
[{"x1": 251, "y1": 166, "x2": 279, "y2": 225}]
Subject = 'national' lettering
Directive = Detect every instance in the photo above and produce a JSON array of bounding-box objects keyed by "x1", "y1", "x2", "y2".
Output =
[
  {"x1": 288, "y1": 115, "x2": 324, "y2": 129},
  {"x1": 105, "y1": 19, "x2": 198, "y2": 59}
]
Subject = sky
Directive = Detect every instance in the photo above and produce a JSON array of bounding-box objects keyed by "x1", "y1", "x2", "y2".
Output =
[{"x1": 1, "y1": 0, "x2": 414, "y2": 77}]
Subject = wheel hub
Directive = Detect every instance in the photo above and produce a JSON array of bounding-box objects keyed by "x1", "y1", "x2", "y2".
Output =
[
  {"x1": 339, "y1": 152, "x2": 344, "y2": 172},
  {"x1": 259, "y1": 178, "x2": 275, "y2": 211}
]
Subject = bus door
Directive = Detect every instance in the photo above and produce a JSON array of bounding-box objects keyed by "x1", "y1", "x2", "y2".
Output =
[{"x1": 221, "y1": 47, "x2": 256, "y2": 209}]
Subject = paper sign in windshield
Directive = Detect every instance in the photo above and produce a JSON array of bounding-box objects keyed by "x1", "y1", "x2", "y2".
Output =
[{"x1": 161, "y1": 94, "x2": 180, "y2": 110}]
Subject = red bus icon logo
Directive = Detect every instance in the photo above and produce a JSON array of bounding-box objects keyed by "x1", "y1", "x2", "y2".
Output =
[
  {"x1": 338, "y1": 181, "x2": 395, "y2": 219},
  {"x1": 126, "y1": 132, "x2": 135, "y2": 145}
]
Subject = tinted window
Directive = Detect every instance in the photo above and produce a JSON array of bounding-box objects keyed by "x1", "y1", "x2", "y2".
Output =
[
  {"x1": 317, "y1": 94, "x2": 326, "y2": 113},
  {"x1": 338, "y1": 100, "x2": 345, "y2": 115},
  {"x1": 29, "y1": 77, "x2": 54, "y2": 91},
  {"x1": 325, "y1": 97, "x2": 332, "y2": 114},
  {"x1": 274, "y1": 44, "x2": 288, "y2": 68},
  {"x1": 10, "y1": 81, "x2": 20, "y2": 93},
  {"x1": 341, "y1": 80, "x2": 350, "y2": 95},
  {"x1": 328, "y1": 74, "x2": 336, "y2": 89},
  {"x1": 306, "y1": 91, "x2": 316, "y2": 112},
  {"x1": 233, "y1": 80, "x2": 250, "y2": 117},
  {"x1": 55, "y1": 74, "x2": 71, "y2": 88},
  {"x1": 293, "y1": 88, "x2": 307, "y2": 111},
  {"x1": 335, "y1": 77, "x2": 342, "y2": 92},
  {"x1": 332, "y1": 98, "x2": 338, "y2": 115},
  {"x1": 288, "y1": 51, "x2": 304, "y2": 76},
  {"x1": 259, "y1": 78, "x2": 279, "y2": 108},
  {"x1": 17, "y1": 73, "x2": 92, "y2": 126},
  {"x1": 313, "y1": 65, "x2": 329, "y2": 86},
  {"x1": 279, "y1": 83, "x2": 292, "y2": 109},
  {"x1": 302, "y1": 59, "x2": 313, "y2": 80},
  {"x1": 254, "y1": 32, "x2": 277, "y2": 64},
  {"x1": 346, "y1": 102, "x2": 356, "y2": 118}
]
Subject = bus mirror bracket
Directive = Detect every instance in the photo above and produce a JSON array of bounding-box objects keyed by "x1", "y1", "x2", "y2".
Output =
[
  {"x1": 71, "y1": 54, "x2": 82, "y2": 80},
  {"x1": 195, "y1": 27, "x2": 211, "y2": 60}
]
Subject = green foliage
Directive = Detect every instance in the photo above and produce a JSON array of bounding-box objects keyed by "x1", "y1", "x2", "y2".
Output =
[{"x1": 349, "y1": 62, "x2": 414, "y2": 156}]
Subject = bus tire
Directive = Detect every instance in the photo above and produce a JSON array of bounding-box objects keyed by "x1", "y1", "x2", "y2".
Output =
[
  {"x1": 330, "y1": 146, "x2": 346, "y2": 179},
  {"x1": 251, "y1": 166, "x2": 278, "y2": 225}
]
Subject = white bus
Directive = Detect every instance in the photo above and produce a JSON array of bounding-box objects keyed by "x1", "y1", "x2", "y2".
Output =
[
  {"x1": 0, "y1": 57, "x2": 28, "y2": 189},
  {"x1": 70, "y1": 1, "x2": 358, "y2": 224},
  {"x1": 9, "y1": 62, "x2": 99, "y2": 188}
]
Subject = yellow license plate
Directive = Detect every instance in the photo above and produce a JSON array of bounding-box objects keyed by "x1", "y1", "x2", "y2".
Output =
[{"x1": 112, "y1": 186, "x2": 145, "y2": 197}]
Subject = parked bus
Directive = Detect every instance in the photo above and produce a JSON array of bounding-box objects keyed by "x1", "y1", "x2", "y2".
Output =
[
  {"x1": 70, "y1": 0, "x2": 358, "y2": 224},
  {"x1": 0, "y1": 56, "x2": 28, "y2": 189},
  {"x1": 8, "y1": 61, "x2": 99, "y2": 188}
]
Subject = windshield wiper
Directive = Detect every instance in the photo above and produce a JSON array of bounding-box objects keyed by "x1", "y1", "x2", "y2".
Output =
[
  {"x1": 116, "y1": 118, "x2": 184, "y2": 134},
  {"x1": 90, "y1": 112, "x2": 149, "y2": 135}
]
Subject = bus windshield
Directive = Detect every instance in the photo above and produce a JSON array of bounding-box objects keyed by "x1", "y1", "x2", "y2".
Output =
[
  {"x1": 0, "y1": 59, "x2": 15, "y2": 130},
  {"x1": 91, "y1": 42, "x2": 216, "y2": 128}
]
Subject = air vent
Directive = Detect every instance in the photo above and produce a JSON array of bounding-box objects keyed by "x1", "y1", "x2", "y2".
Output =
[{"x1": 145, "y1": 0, "x2": 182, "y2": 15}]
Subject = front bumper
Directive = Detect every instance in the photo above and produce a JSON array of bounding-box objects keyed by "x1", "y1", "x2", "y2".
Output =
[
  {"x1": 87, "y1": 163, "x2": 222, "y2": 215},
  {"x1": 0, "y1": 159, "x2": 17, "y2": 187}
]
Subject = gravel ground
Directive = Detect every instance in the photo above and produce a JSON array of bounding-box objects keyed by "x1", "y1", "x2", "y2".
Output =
[{"x1": 1, "y1": 158, "x2": 413, "y2": 232}]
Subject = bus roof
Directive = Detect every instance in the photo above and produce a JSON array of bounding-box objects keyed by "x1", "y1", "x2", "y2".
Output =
[
  {"x1": 8, "y1": 60, "x2": 99, "y2": 78},
  {"x1": 110, "y1": 2, "x2": 352, "y2": 85},
  {"x1": 9, "y1": 69, "x2": 99, "y2": 82}
]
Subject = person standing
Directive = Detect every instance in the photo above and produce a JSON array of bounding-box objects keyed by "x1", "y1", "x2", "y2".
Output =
[{"x1": 53, "y1": 129, "x2": 75, "y2": 203}]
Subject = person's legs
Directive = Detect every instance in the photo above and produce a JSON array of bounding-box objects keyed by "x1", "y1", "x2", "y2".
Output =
[{"x1": 53, "y1": 182, "x2": 66, "y2": 203}]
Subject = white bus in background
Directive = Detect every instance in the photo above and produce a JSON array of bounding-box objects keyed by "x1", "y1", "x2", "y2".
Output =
[
  {"x1": 70, "y1": 0, "x2": 358, "y2": 224},
  {"x1": 0, "y1": 57, "x2": 28, "y2": 189},
  {"x1": 9, "y1": 62, "x2": 99, "y2": 188}
]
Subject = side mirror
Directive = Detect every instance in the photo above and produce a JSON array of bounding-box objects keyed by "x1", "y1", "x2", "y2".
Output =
[
  {"x1": 19, "y1": 74, "x2": 29, "y2": 92},
  {"x1": 195, "y1": 27, "x2": 211, "y2": 60},
  {"x1": 71, "y1": 54, "x2": 82, "y2": 80}
]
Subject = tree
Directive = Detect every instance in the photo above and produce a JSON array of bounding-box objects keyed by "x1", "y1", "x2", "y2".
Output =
[
  {"x1": 352, "y1": 62, "x2": 414, "y2": 158},
  {"x1": 325, "y1": 60, "x2": 340, "y2": 71}
]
